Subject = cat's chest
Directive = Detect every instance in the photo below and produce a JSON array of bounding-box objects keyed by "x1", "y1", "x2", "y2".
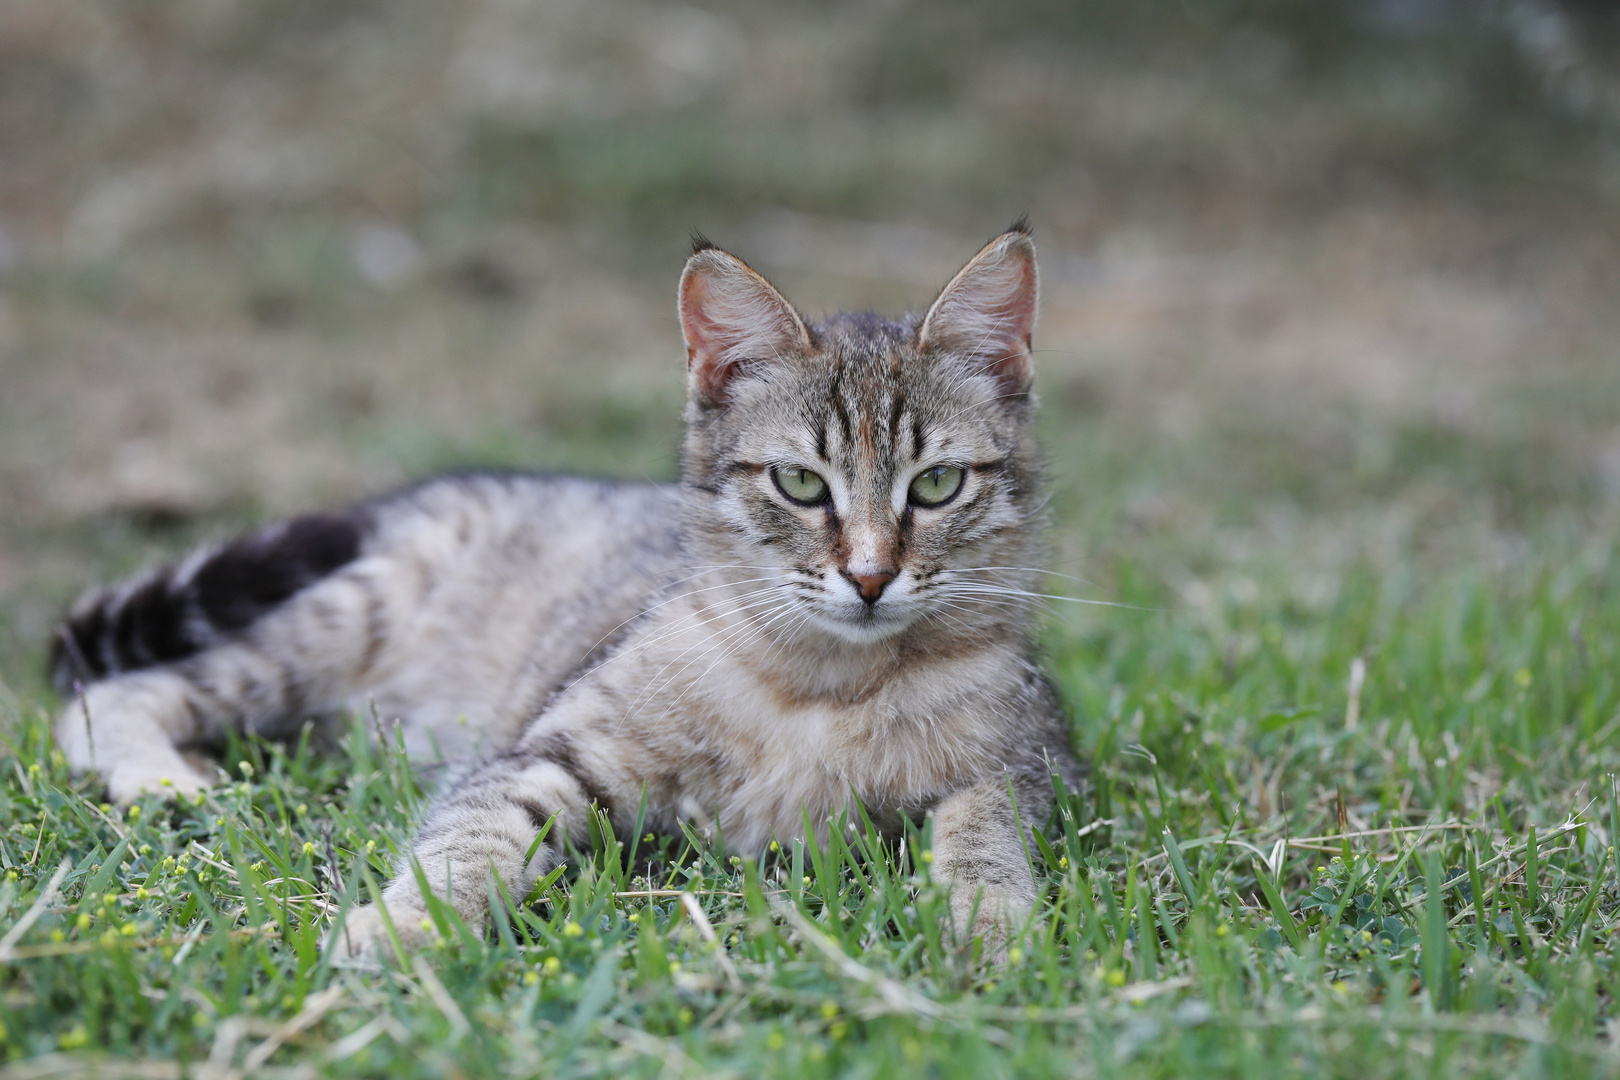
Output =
[{"x1": 640, "y1": 648, "x2": 1017, "y2": 844}]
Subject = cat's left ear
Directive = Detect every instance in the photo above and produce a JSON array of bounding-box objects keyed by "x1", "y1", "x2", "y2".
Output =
[
  {"x1": 679, "y1": 241, "x2": 812, "y2": 408},
  {"x1": 918, "y1": 224, "x2": 1038, "y2": 397}
]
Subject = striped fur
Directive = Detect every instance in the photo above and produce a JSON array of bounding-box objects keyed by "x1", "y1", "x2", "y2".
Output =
[{"x1": 51, "y1": 224, "x2": 1084, "y2": 960}]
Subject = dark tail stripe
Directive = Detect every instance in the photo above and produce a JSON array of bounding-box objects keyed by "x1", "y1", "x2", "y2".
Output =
[{"x1": 49, "y1": 511, "x2": 364, "y2": 695}]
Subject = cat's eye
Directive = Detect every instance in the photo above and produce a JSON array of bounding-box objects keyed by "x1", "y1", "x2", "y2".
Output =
[
  {"x1": 909, "y1": 465, "x2": 965, "y2": 507},
  {"x1": 772, "y1": 466, "x2": 830, "y2": 505}
]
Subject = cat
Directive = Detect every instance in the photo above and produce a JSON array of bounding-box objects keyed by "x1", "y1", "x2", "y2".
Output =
[{"x1": 49, "y1": 222, "x2": 1084, "y2": 958}]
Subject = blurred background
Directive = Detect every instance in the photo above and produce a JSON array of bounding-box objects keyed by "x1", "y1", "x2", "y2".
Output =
[{"x1": 2, "y1": 0, "x2": 1620, "y2": 697}]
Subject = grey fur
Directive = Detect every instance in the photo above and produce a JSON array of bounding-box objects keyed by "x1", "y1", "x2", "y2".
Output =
[{"x1": 51, "y1": 227, "x2": 1084, "y2": 959}]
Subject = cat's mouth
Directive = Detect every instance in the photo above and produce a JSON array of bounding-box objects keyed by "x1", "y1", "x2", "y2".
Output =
[{"x1": 809, "y1": 598, "x2": 919, "y2": 644}]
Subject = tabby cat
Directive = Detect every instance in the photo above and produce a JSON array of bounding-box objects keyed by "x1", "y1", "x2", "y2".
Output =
[{"x1": 50, "y1": 223, "x2": 1083, "y2": 958}]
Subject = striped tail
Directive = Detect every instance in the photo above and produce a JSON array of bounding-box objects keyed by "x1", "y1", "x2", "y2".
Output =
[{"x1": 49, "y1": 512, "x2": 364, "y2": 695}]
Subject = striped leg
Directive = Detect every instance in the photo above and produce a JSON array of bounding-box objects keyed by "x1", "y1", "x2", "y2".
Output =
[
  {"x1": 54, "y1": 670, "x2": 220, "y2": 803},
  {"x1": 929, "y1": 772, "x2": 1049, "y2": 960},
  {"x1": 335, "y1": 744, "x2": 601, "y2": 960}
]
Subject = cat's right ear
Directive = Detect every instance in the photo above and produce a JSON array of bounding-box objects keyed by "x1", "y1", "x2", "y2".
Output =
[
  {"x1": 917, "y1": 225, "x2": 1038, "y2": 398},
  {"x1": 679, "y1": 243, "x2": 811, "y2": 408}
]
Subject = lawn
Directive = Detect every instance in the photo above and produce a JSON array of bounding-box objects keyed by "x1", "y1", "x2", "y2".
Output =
[{"x1": 0, "y1": 400, "x2": 1617, "y2": 1078}]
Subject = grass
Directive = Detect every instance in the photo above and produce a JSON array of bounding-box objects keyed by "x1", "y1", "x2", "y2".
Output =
[{"x1": 0, "y1": 488, "x2": 1615, "y2": 1078}]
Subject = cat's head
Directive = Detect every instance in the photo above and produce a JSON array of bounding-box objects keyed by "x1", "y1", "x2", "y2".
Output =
[{"x1": 678, "y1": 224, "x2": 1045, "y2": 646}]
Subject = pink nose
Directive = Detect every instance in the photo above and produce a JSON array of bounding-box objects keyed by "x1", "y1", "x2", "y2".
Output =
[{"x1": 845, "y1": 569, "x2": 896, "y2": 604}]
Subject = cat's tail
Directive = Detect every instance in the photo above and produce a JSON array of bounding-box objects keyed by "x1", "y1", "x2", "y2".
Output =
[{"x1": 48, "y1": 512, "x2": 364, "y2": 696}]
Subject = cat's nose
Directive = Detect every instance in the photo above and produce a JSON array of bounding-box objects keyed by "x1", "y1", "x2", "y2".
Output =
[{"x1": 844, "y1": 568, "x2": 896, "y2": 604}]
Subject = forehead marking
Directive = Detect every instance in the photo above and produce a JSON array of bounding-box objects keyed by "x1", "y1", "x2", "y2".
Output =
[{"x1": 828, "y1": 363, "x2": 853, "y2": 450}]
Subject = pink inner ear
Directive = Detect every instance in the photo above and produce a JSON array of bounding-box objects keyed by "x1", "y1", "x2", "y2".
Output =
[
  {"x1": 679, "y1": 269, "x2": 746, "y2": 405},
  {"x1": 678, "y1": 251, "x2": 808, "y2": 407},
  {"x1": 921, "y1": 237, "x2": 1039, "y2": 396},
  {"x1": 985, "y1": 262, "x2": 1036, "y2": 393}
]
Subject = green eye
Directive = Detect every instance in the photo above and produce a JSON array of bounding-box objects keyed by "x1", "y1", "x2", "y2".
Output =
[
  {"x1": 773, "y1": 466, "x2": 829, "y2": 505},
  {"x1": 909, "y1": 464, "x2": 965, "y2": 506}
]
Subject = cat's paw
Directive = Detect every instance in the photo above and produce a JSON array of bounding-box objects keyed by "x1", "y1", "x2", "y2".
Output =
[
  {"x1": 947, "y1": 884, "x2": 1030, "y2": 964},
  {"x1": 103, "y1": 757, "x2": 214, "y2": 807},
  {"x1": 328, "y1": 902, "x2": 433, "y2": 965}
]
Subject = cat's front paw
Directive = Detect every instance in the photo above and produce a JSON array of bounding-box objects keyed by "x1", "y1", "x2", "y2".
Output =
[
  {"x1": 329, "y1": 902, "x2": 433, "y2": 964},
  {"x1": 947, "y1": 884, "x2": 1030, "y2": 964}
]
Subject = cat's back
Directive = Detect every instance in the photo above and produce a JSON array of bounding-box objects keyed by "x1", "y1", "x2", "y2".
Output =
[{"x1": 368, "y1": 471, "x2": 683, "y2": 576}]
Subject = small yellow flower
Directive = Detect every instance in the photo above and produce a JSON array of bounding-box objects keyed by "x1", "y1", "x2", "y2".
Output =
[
  {"x1": 159, "y1": 778, "x2": 173, "y2": 787},
  {"x1": 127, "y1": 805, "x2": 141, "y2": 820},
  {"x1": 1216, "y1": 923, "x2": 1230, "y2": 937},
  {"x1": 238, "y1": 761, "x2": 254, "y2": 778},
  {"x1": 295, "y1": 803, "x2": 307, "y2": 816},
  {"x1": 99, "y1": 803, "x2": 112, "y2": 814},
  {"x1": 49, "y1": 929, "x2": 64, "y2": 943},
  {"x1": 26, "y1": 763, "x2": 39, "y2": 777},
  {"x1": 627, "y1": 912, "x2": 639, "y2": 923},
  {"x1": 678, "y1": 1007, "x2": 694, "y2": 1025},
  {"x1": 920, "y1": 850, "x2": 934, "y2": 864},
  {"x1": 1104, "y1": 968, "x2": 1127, "y2": 987},
  {"x1": 562, "y1": 921, "x2": 583, "y2": 938},
  {"x1": 302, "y1": 842, "x2": 316, "y2": 856},
  {"x1": 138, "y1": 844, "x2": 151, "y2": 855},
  {"x1": 120, "y1": 923, "x2": 137, "y2": 937},
  {"x1": 819, "y1": 1000, "x2": 839, "y2": 1019},
  {"x1": 1515, "y1": 668, "x2": 1533, "y2": 688},
  {"x1": 828, "y1": 1022, "x2": 848, "y2": 1042},
  {"x1": 75, "y1": 914, "x2": 91, "y2": 931},
  {"x1": 365, "y1": 840, "x2": 376, "y2": 852},
  {"x1": 523, "y1": 970, "x2": 539, "y2": 985},
  {"x1": 768, "y1": 840, "x2": 780, "y2": 852},
  {"x1": 420, "y1": 918, "x2": 435, "y2": 932},
  {"x1": 543, "y1": 956, "x2": 561, "y2": 974},
  {"x1": 766, "y1": 1030, "x2": 786, "y2": 1051},
  {"x1": 58, "y1": 1024, "x2": 89, "y2": 1049}
]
